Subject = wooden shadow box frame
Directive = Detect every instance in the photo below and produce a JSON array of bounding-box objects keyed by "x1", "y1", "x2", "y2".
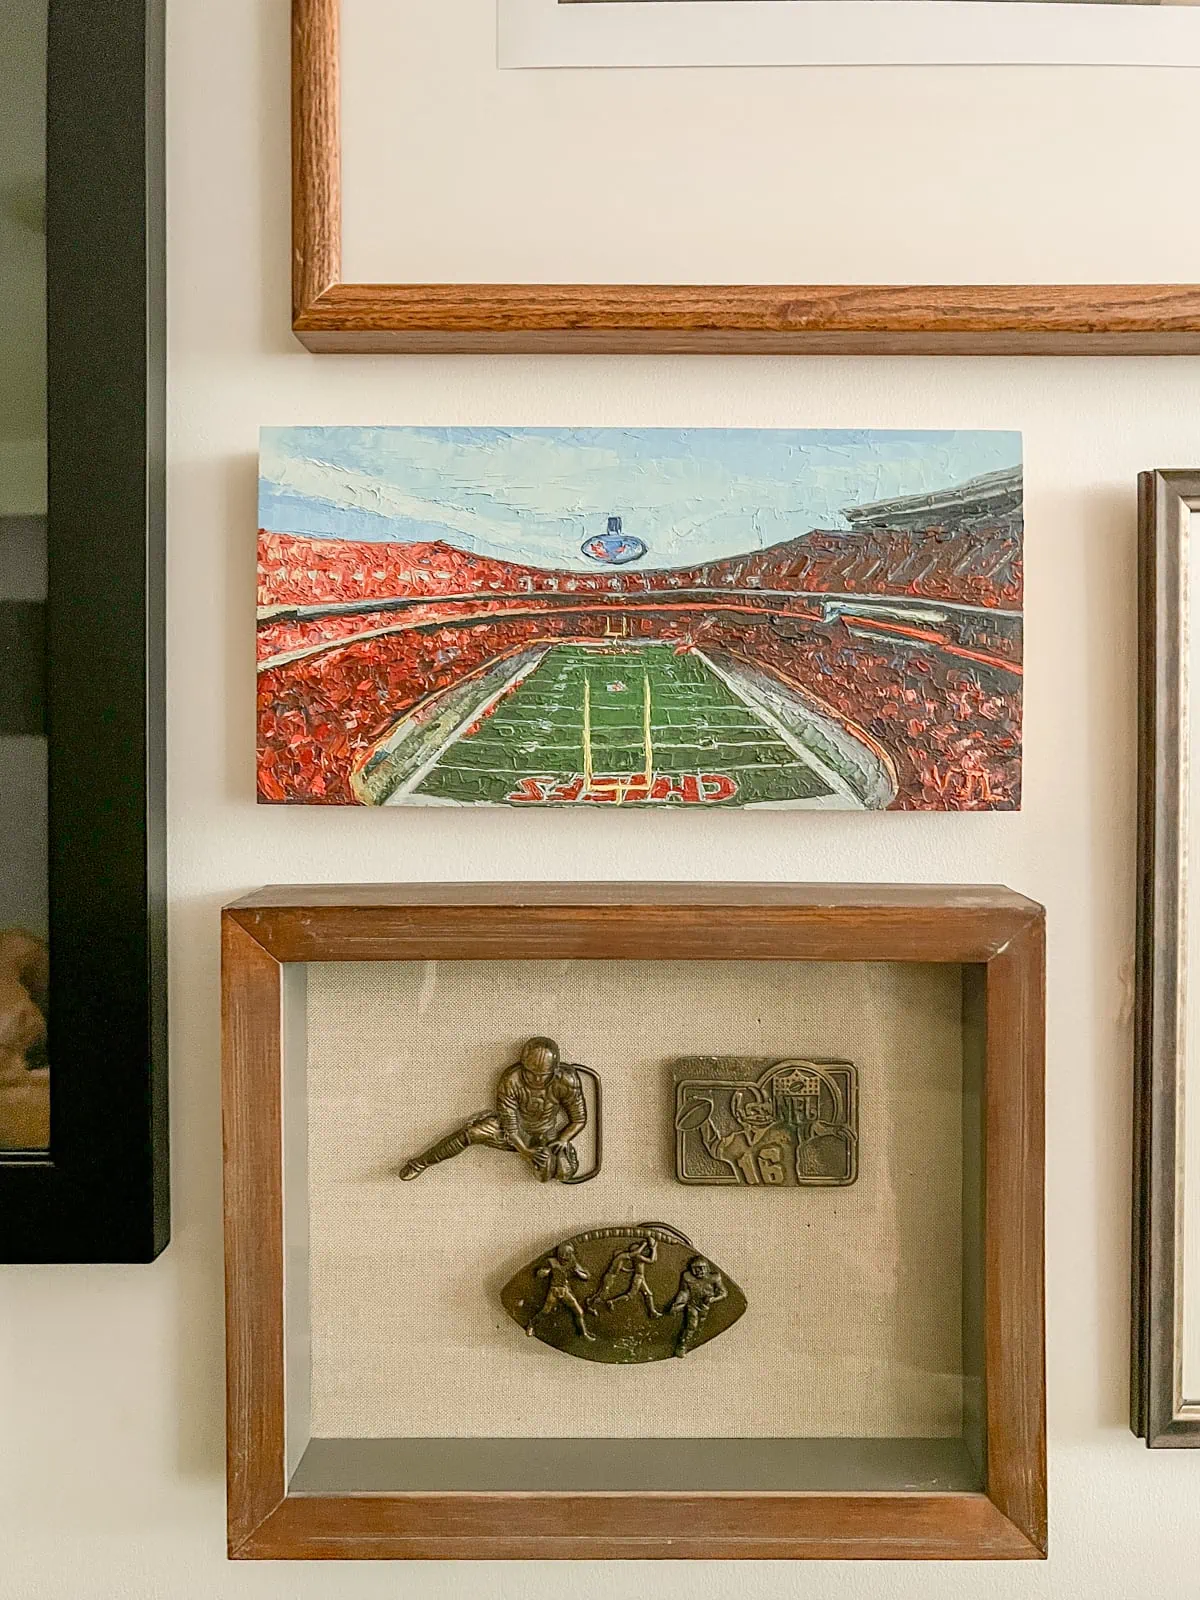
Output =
[
  {"x1": 293, "y1": 0, "x2": 1200, "y2": 355},
  {"x1": 222, "y1": 882, "x2": 1046, "y2": 1561}
]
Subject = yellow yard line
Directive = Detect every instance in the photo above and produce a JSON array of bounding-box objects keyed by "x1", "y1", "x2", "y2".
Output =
[
  {"x1": 582, "y1": 672, "x2": 593, "y2": 793},
  {"x1": 643, "y1": 670, "x2": 654, "y2": 786}
]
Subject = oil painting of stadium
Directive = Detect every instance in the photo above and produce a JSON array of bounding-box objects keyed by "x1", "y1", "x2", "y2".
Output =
[{"x1": 257, "y1": 427, "x2": 1022, "y2": 809}]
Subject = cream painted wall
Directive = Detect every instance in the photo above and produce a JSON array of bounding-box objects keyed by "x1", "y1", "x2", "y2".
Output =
[{"x1": 3, "y1": 0, "x2": 1200, "y2": 1593}]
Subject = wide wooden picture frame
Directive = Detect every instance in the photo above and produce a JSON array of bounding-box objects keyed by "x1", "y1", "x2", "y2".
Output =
[
  {"x1": 1133, "y1": 470, "x2": 1200, "y2": 1444},
  {"x1": 0, "y1": 0, "x2": 168, "y2": 1262},
  {"x1": 222, "y1": 882, "x2": 1046, "y2": 1560},
  {"x1": 292, "y1": 0, "x2": 1200, "y2": 355}
]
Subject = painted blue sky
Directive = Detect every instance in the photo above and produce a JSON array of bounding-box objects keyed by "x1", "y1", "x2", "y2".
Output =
[{"x1": 259, "y1": 426, "x2": 1021, "y2": 572}]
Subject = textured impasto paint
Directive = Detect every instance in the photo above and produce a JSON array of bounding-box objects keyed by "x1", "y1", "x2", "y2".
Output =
[{"x1": 257, "y1": 427, "x2": 1023, "y2": 810}]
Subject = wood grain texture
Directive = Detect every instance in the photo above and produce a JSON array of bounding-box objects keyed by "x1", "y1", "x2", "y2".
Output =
[
  {"x1": 289, "y1": 0, "x2": 1200, "y2": 352},
  {"x1": 228, "y1": 882, "x2": 1041, "y2": 911},
  {"x1": 227, "y1": 884, "x2": 1041, "y2": 966},
  {"x1": 222, "y1": 917, "x2": 287, "y2": 1553},
  {"x1": 292, "y1": 281, "x2": 1200, "y2": 356},
  {"x1": 983, "y1": 919, "x2": 1048, "y2": 1552},
  {"x1": 221, "y1": 884, "x2": 1047, "y2": 1559},
  {"x1": 292, "y1": 0, "x2": 340, "y2": 320},
  {"x1": 236, "y1": 1490, "x2": 1041, "y2": 1561}
]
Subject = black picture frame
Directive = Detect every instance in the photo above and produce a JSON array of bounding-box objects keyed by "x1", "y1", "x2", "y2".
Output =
[{"x1": 0, "y1": 0, "x2": 168, "y2": 1261}]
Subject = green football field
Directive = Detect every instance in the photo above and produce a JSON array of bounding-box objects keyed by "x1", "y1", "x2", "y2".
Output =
[{"x1": 411, "y1": 643, "x2": 835, "y2": 806}]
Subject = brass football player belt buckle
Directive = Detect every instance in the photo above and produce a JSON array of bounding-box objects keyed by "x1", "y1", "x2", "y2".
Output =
[
  {"x1": 397, "y1": 1036, "x2": 602, "y2": 1186},
  {"x1": 675, "y1": 1057, "x2": 858, "y2": 1187}
]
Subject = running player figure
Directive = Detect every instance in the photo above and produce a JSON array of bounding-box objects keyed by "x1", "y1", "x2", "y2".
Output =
[
  {"x1": 587, "y1": 1234, "x2": 663, "y2": 1319},
  {"x1": 527, "y1": 1242, "x2": 594, "y2": 1341},
  {"x1": 398, "y1": 1036, "x2": 590, "y2": 1184},
  {"x1": 668, "y1": 1257, "x2": 728, "y2": 1358}
]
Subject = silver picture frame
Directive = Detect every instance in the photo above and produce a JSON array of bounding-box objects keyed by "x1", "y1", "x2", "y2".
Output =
[{"x1": 1134, "y1": 469, "x2": 1200, "y2": 1444}]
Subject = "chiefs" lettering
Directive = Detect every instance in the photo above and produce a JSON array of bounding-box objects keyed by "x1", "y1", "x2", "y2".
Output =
[{"x1": 506, "y1": 773, "x2": 737, "y2": 805}]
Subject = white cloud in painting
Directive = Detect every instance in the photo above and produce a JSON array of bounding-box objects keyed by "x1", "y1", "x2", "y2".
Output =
[
  {"x1": 259, "y1": 426, "x2": 1021, "y2": 571},
  {"x1": 269, "y1": 452, "x2": 524, "y2": 549}
]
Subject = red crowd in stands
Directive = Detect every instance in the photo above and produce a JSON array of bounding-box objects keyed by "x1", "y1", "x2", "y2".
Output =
[
  {"x1": 257, "y1": 491, "x2": 1021, "y2": 806},
  {"x1": 258, "y1": 521, "x2": 1021, "y2": 616},
  {"x1": 692, "y1": 615, "x2": 1020, "y2": 810},
  {"x1": 257, "y1": 617, "x2": 557, "y2": 802},
  {"x1": 258, "y1": 607, "x2": 1019, "y2": 810}
]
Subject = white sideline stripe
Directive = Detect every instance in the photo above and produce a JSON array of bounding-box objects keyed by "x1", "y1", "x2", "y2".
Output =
[
  {"x1": 381, "y1": 653, "x2": 549, "y2": 805},
  {"x1": 427, "y1": 645, "x2": 825, "y2": 798},
  {"x1": 460, "y1": 740, "x2": 792, "y2": 755},
  {"x1": 425, "y1": 761, "x2": 812, "y2": 779},
  {"x1": 401, "y1": 642, "x2": 842, "y2": 804},
  {"x1": 693, "y1": 651, "x2": 864, "y2": 809}
]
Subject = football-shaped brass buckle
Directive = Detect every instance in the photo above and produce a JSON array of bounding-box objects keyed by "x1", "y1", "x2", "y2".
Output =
[{"x1": 502, "y1": 1223, "x2": 747, "y2": 1363}]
